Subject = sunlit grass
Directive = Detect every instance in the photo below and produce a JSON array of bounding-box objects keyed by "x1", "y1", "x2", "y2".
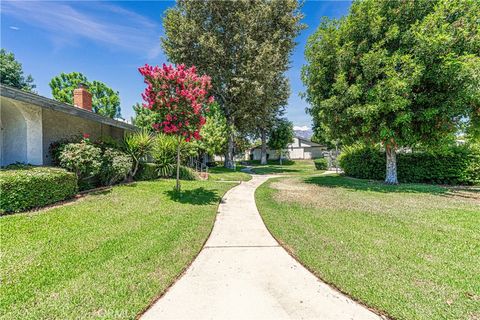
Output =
[
  {"x1": 256, "y1": 175, "x2": 480, "y2": 320},
  {"x1": 1, "y1": 179, "x2": 236, "y2": 319}
]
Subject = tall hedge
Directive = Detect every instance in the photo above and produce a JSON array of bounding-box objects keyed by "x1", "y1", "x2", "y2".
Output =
[
  {"x1": 339, "y1": 145, "x2": 480, "y2": 185},
  {"x1": 0, "y1": 166, "x2": 78, "y2": 213}
]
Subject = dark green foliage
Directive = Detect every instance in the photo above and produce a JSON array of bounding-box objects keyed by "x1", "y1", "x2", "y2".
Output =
[
  {"x1": 0, "y1": 49, "x2": 35, "y2": 92},
  {"x1": 314, "y1": 158, "x2": 328, "y2": 170},
  {"x1": 48, "y1": 135, "x2": 83, "y2": 165},
  {"x1": 0, "y1": 165, "x2": 77, "y2": 213},
  {"x1": 136, "y1": 163, "x2": 197, "y2": 181},
  {"x1": 49, "y1": 72, "x2": 121, "y2": 118},
  {"x1": 339, "y1": 145, "x2": 480, "y2": 185},
  {"x1": 98, "y1": 148, "x2": 132, "y2": 186},
  {"x1": 302, "y1": 0, "x2": 480, "y2": 182},
  {"x1": 135, "y1": 163, "x2": 159, "y2": 181},
  {"x1": 268, "y1": 119, "x2": 294, "y2": 151},
  {"x1": 179, "y1": 166, "x2": 198, "y2": 181}
]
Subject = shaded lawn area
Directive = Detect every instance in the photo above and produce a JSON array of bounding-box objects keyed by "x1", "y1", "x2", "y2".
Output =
[
  {"x1": 207, "y1": 166, "x2": 251, "y2": 181},
  {"x1": 1, "y1": 179, "x2": 236, "y2": 320},
  {"x1": 246, "y1": 159, "x2": 319, "y2": 175},
  {"x1": 256, "y1": 175, "x2": 480, "y2": 320}
]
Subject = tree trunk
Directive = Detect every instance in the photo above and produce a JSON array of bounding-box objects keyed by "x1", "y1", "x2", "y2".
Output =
[
  {"x1": 260, "y1": 129, "x2": 267, "y2": 165},
  {"x1": 385, "y1": 143, "x2": 398, "y2": 185},
  {"x1": 224, "y1": 131, "x2": 235, "y2": 169},
  {"x1": 279, "y1": 150, "x2": 283, "y2": 165},
  {"x1": 176, "y1": 140, "x2": 181, "y2": 192}
]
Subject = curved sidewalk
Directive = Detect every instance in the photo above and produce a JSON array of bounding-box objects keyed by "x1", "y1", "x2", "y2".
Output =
[{"x1": 141, "y1": 175, "x2": 383, "y2": 320}]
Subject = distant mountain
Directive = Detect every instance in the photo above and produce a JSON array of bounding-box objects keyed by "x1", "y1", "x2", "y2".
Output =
[{"x1": 293, "y1": 126, "x2": 313, "y2": 140}]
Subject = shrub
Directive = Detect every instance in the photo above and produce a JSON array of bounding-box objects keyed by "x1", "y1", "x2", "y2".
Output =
[
  {"x1": 99, "y1": 148, "x2": 132, "y2": 186},
  {"x1": 0, "y1": 165, "x2": 77, "y2": 213},
  {"x1": 136, "y1": 163, "x2": 159, "y2": 181},
  {"x1": 314, "y1": 158, "x2": 328, "y2": 170},
  {"x1": 151, "y1": 134, "x2": 177, "y2": 177},
  {"x1": 49, "y1": 135, "x2": 82, "y2": 165},
  {"x1": 123, "y1": 130, "x2": 154, "y2": 178},
  {"x1": 179, "y1": 166, "x2": 198, "y2": 180},
  {"x1": 339, "y1": 144, "x2": 480, "y2": 185},
  {"x1": 58, "y1": 141, "x2": 102, "y2": 182}
]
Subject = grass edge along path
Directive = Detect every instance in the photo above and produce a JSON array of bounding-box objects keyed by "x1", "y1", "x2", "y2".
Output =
[
  {"x1": 255, "y1": 175, "x2": 480, "y2": 320},
  {"x1": 1, "y1": 179, "x2": 237, "y2": 320}
]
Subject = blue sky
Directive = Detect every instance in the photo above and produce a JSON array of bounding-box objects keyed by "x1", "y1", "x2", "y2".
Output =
[{"x1": 1, "y1": 0, "x2": 351, "y2": 128}]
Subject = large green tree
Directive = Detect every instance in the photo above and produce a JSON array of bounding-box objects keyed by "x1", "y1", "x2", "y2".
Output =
[
  {"x1": 195, "y1": 103, "x2": 228, "y2": 158},
  {"x1": 49, "y1": 72, "x2": 121, "y2": 118},
  {"x1": 162, "y1": 0, "x2": 303, "y2": 168},
  {"x1": 302, "y1": 0, "x2": 480, "y2": 184},
  {"x1": 0, "y1": 49, "x2": 35, "y2": 92}
]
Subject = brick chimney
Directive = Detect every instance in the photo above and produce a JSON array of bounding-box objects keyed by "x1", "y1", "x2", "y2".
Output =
[{"x1": 73, "y1": 83, "x2": 92, "y2": 111}]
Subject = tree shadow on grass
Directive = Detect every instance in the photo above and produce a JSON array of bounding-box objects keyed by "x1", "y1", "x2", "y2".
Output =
[
  {"x1": 304, "y1": 175, "x2": 449, "y2": 195},
  {"x1": 164, "y1": 187, "x2": 221, "y2": 205}
]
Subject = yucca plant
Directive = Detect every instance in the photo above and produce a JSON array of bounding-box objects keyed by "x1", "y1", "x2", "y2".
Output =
[
  {"x1": 151, "y1": 134, "x2": 178, "y2": 178},
  {"x1": 123, "y1": 129, "x2": 154, "y2": 178}
]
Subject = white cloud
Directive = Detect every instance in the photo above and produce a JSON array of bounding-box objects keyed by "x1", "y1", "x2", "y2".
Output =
[
  {"x1": 1, "y1": 1, "x2": 163, "y2": 58},
  {"x1": 293, "y1": 125, "x2": 310, "y2": 131},
  {"x1": 9, "y1": 26, "x2": 20, "y2": 30}
]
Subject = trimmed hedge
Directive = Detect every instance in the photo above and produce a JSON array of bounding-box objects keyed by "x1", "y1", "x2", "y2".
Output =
[
  {"x1": 314, "y1": 158, "x2": 328, "y2": 170},
  {"x1": 0, "y1": 165, "x2": 78, "y2": 213},
  {"x1": 339, "y1": 144, "x2": 480, "y2": 185}
]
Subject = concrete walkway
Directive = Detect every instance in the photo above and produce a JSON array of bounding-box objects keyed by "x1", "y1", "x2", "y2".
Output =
[{"x1": 141, "y1": 175, "x2": 383, "y2": 320}]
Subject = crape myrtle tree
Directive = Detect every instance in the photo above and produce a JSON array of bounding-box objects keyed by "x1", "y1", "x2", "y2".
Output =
[
  {"x1": 268, "y1": 119, "x2": 294, "y2": 165},
  {"x1": 0, "y1": 49, "x2": 35, "y2": 92},
  {"x1": 49, "y1": 72, "x2": 121, "y2": 118},
  {"x1": 138, "y1": 63, "x2": 214, "y2": 191},
  {"x1": 162, "y1": 0, "x2": 303, "y2": 168},
  {"x1": 302, "y1": 0, "x2": 480, "y2": 184}
]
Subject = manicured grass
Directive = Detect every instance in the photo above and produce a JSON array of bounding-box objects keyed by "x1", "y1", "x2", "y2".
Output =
[
  {"x1": 207, "y1": 166, "x2": 251, "y2": 181},
  {"x1": 1, "y1": 179, "x2": 236, "y2": 319},
  {"x1": 247, "y1": 159, "x2": 319, "y2": 175},
  {"x1": 256, "y1": 175, "x2": 480, "y2": 320}
]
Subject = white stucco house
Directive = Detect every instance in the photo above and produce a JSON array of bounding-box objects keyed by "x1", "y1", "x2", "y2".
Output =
[
  {"x1": 0, "y1": 84, "x2": 135, "y2": 167},
  {"x1": 249, "y1": 136, "x2": 326, "y2": 161}
]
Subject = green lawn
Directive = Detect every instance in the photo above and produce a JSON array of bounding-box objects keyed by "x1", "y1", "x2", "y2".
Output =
[
  {"x1": 246, "y1": 159, "x2": 319, "y2": 175},
  {"x1": 1, "y1": 179, "x2": 236, "y2": 320},
  {"x1": 207, "y1": 166, "x2": 251, "y2": 181},
  {"x1": 256, "y1": 175, "x2": 480, "y2": 320}
]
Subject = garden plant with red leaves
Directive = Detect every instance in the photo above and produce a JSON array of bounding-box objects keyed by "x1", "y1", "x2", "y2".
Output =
[{"x1": 139, "y1": 63, "x2": 214, "y2": 190}]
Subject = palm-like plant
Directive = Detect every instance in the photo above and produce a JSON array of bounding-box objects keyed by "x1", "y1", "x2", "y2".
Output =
[
  {"x1": 123, "y1": 130, "x2": 154, "y2": 178},
  {"x1": 151, "y1": 134, "x2": 178, "y2": 178}
]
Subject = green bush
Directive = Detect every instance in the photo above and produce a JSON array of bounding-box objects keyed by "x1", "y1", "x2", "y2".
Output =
[
  {"x1": 49, "y1": 135, "x2": 82, "y2": 165},
  {"x1": 0, "y1": 165, "x2": 78, "y2": 213},
  {"x1": 314, "y1": 158, "x2": 328, "y2": 170},
  {"x1": 58, "y1": 141, "x2": 102, "y2": 182},
  {"x1": 99, "y1": 148, "x2": 132, "y2": 186},
  {"x1": 136, "y1": 163, "x2": 159, "y2": 181},
  {"x1": 151, "y1": 134, "x2": 177, "y2": 177},
  {"x1": 179, "y1": 166, "x2": 198, "y2": 180},
  {"x1": 339, "y1": 144, "x2": 480, "y2": 185}
]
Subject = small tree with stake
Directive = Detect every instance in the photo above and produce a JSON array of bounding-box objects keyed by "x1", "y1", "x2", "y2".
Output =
[
  {"x1": 139, "y1": 64, "x2": 214, "y2": 191},
  {"x1": 268, "y1": 119, "x2": 294, "y2": 165}
]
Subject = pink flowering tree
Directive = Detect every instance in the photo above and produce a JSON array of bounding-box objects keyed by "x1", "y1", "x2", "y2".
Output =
[{"x1": 139, "y1": 63, "x2": 214, "y2": 191}]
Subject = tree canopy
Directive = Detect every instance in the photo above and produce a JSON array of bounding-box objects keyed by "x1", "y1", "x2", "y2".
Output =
[
  {"x1": 302, "y1": 0, "x2": 480, "y2": 183},
  {"x1": 0, "y1": 49, "x2": 35, "y2": 92},
  {"x1": 268, "y1": 119, "x2": 294, "y2": 164},
  {"x1": 161, "y1": 0, "x2": 303, "y2": 167},
  {"x1": 49, "y1": 72, "x2": 121, "y2": 118}
]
